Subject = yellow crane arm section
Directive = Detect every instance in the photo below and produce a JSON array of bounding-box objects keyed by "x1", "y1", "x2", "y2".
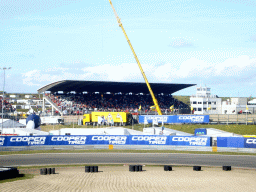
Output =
[{"x1": 108, "y1": 0, "x2": 162, "y2": 115}]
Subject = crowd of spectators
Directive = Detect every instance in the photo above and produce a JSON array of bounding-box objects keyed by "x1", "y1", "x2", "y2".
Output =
[
  {"x1": 45, "y1": 92, "x2": 188, "y2": 115},
  {"x1": 0, "y1": 97, "x2": 15, "y2": 112}
]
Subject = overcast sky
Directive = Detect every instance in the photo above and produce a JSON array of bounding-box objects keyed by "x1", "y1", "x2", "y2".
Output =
[{"x1": 0, "y1": 0, "x2": 256, "y2": 97}]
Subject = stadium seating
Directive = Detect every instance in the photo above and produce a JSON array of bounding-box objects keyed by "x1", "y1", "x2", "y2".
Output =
[{"x1": 45, "y1": 93, "x2": 189, "y2": 115}]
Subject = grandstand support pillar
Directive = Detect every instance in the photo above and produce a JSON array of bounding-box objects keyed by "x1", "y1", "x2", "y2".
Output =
[
  {"x1": 43, "y1": 93, "x2": 45, "y2": 116},
  {"x1": 52, "y1": 106, "x2": 54, "y2": 116}
]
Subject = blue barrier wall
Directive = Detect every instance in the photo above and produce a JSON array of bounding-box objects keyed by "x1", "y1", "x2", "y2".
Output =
[
  {"x1": 3, "y1": 136, "x2": 255, "y2": 148},
  {"x1": 139, "y1": 115, "x2": 209, "y2": 124},
  {"x1": 0, "y1": 135, "x2": 211, "y2": 147},
  {"x1": 244, "y1": 138, "x2": 256, "y2": 148},
  {"x1": 217, "y1": 137, "x2": 244, "y2": 148}
]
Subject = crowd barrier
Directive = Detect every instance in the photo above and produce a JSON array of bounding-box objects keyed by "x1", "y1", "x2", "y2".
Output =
[
  {"x1": 0, "y1": 135, "x2": 211, "y2": 147},
  {"x1": 138, "y1": 115, "x2": 210, "y2": 124}
]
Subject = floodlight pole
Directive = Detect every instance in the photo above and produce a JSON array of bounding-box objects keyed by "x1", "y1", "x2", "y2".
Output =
[{"x1": 1, "y1": 67, "x2": 11, "y2": 134}]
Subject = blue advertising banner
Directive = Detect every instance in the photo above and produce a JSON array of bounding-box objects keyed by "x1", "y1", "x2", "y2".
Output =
[
  {"x1": 0, "y1": 135, "x2": 212, "y2": 147},
  {"x1": 217, "y1": 137, "x2": 244, "y2": 148},
  {"x1": 169, "y1": 136, "x2": 211, "y2": 146},
  {"x1": 194, "y1": 128, "x2": 207, "y2": 136},
  {"x1": 139, "y1": 115, "x2": 209, "y2": 124},
  {"x1": 244, "y1": 138, "x2": 256, "y2": 148}
]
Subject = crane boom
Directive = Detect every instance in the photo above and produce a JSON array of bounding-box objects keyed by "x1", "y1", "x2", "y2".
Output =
[{"x1": 108, "y1": 0, "x2": 162, "y2": 115}]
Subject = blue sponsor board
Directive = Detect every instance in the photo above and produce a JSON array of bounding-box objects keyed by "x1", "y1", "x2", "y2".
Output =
[
  {"x1": 217, "y1": 137, "x2": 244, "y2": 148},
  {"x1": 0, "y1": 135, "x2": 212, "y2": 147},
  {"x1": 244, "y1": 138, "x2": 256, "y2": 148},
  {"x1": 139, "y1": 115, "x2": 209, "y2": 124},
  {"x1": 129, "y1": 136, "x2": 168, "y2": 145},
  {"x1": 194, "y1": 128, "x2": 207, "y2": 136},
  {"x1": 169, "y1": 136, "x2": 211, "y2": 146},
  {"x1": 2, "y1": 136, "x2": 48, "y2": 146}
]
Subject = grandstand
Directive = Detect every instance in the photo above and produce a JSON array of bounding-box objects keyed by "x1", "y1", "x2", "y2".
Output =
[{"x1": 37, "y1": 80, "x2": 195, "y2": 116}]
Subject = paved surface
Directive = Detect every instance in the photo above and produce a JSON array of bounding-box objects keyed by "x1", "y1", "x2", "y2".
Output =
[
  {"x1": 1, "y1": 153, "x2": 256, "y2": 168},
  {"x1": 1, "y1": 166, "x2": 256, "y2": 192}
]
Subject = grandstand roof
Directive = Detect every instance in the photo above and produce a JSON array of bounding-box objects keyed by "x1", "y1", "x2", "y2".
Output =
[{"x1": 37, "y1": 80, "x2": 195, "y2": 94}]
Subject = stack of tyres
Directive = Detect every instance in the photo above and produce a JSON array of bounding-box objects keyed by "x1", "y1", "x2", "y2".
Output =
[
  {"x1": 47, "y1": 168, "x2": 52, "y2": 174},
  {"x1": 40, "y1": 168, "x2": 56, "y2": 175},
  {"x1": 138, "y1": 165, "x2": 142, "y2": 172},
  {"x1": 85, "y1": 166, "x2": 99, "y2": 173},
  {"x1": 89, "y1": 166, "x2": 94, "y2": 173},
  {"x1": 94, "y1": 166, "x2": 98, "y2": 173},
  {"x1": 135, "y1": 165, "x2": 140, "y2": 172},
  {"x1": 193, "y1": 166, "x2": 201, "y2": 171},
  {"x1": 129, "y1": 165, "x2": 135, "y2": 172},
  {"x1": 52, "y1": 168, "x2": 56, "y2": 174},
  {"x1": 85, "y1": 166, "x2": 90, "y2": 173},
  {"x1": 164, "y1": 165, "x2": 172, "y2": 171},
  {"x1": 129, "y1": 165, "x2": 142, "y2": 172},
  {"x1": 40, "y1": 168, "x2": 47, "y2": 175},
  {"x1": 223, "y1": 166, "x2": 232, "y2": 171}
]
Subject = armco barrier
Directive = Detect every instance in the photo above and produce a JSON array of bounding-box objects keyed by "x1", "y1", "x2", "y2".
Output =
[
  {"x1": 0, "y1": 135, "x2": 211, "y2": 147},
  {"x1": 139, "y1": 115, "x2": 209, "y2": 124}
]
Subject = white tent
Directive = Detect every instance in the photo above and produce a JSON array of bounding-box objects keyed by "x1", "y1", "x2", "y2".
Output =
[{"x1": 0, "y1": 119, "x2": 26, "y2": 128}]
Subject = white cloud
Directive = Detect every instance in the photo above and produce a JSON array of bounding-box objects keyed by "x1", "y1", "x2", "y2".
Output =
[
  {"x1": 21, "y1": 55, "x2": 256, "y2": 92},
  {"x1": 82, "y1": 63, "x2": 142, "y2": 82},
  {"x1": 152, "y1": 55, "x2": 256, "y2": 82}
]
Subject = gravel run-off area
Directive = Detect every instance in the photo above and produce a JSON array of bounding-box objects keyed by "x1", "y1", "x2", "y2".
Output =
[{"x1": 0, "y1": 166, "x2": 255, "y2": 192}]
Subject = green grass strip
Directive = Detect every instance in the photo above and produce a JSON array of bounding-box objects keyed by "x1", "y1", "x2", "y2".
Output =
[{"x1": 0, "y1": 174, "x2": 34, "y2": 184}]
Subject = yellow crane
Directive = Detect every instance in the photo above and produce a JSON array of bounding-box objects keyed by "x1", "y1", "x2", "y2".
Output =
[{"x1": 108, "y1": 0, "x2": 162, "y2": 115}]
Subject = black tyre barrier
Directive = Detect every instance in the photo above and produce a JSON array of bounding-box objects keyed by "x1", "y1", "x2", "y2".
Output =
[
  {"x1": 93, "y1": 166, "x2": 98, "y2": 173},
  {"x1": 40, "y1": 168, "x2": 56, "y2": 175},
  {"x1": 85, "y1": 166, "x2": 99, "y2": 173},
  {"x1": 223, "y1": 166, "x2": 232, "y2": 171},
  {"x1": 164, "y1": 165, "x2": 172, "y2": 171},
  {"x1": 135, "y1": 165, "x2": 140, "y2": 172},
  {"x1": 47, "y1": 168, "x2": 52, "y2": 175},
  {"x1": 85, "y1": 166, "x2": 90, "y2": 173},
  {"x1": 138, "y1": 165, "x2": 142, "y2": 172},
  {"x1": 193, "y1": 166, "x2": 201, "y2": 171},
  {"x1": 40, "y1": 168, "x2": 44, "y2": 175},
  {"x1": 129, "y1": 165, "x2": 135, "y2": 172},
  {"x1": 0, "y1": 167, "x2": 19, "y2": 180},
  {"x1": 130, "y1": 165, "x2": 143, "y2": 172},
  {"x1": 52, "y1": 168, "x2": 56, "y2": 174},
  {"x1": 89, "y1": 166, "x2": 94, "y2": 173},
  {"x1": 42, "y1": 168, "x2": 47, "y2": 175}
]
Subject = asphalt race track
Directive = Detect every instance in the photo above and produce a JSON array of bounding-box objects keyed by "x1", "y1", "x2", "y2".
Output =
[{"x1": 1, "y1": 153, "x2": 256, "y2": 168}]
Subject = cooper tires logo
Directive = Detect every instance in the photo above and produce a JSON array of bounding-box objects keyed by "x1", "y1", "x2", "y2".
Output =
[
  {"x1": 246, "y1": 139, "x2": 256, "y2": 144},
  {"x1": 10, "y1": 137, "x2": 46, "y2": 145},
  {"x1": 172, "y1": 137, "x2": 207, "y2": 146},
  {"x1": 51, "y1": 136, "x2": 87, "y2": 144},
  {"x1": 92, "y1": 136, "x2": 127, "y2": 144},
  {"x1": 132, "y1": 136, "x2": 167, "y2": 144},
  {"x1": 178, "y1": 116, "x2": 204, "y2": 122},
  {"x1": 0, "y1": 138, "x2": 5, "y2": 145}
]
